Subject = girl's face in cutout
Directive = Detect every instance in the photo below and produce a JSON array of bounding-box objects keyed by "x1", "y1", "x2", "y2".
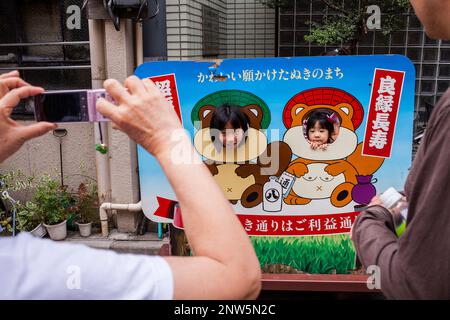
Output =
[
  {"x1": 219, "y1": 122, "x2": 245, "y2": 148},
  {"x1": 308, "y1": 121, "x2": 329, "y2": 145}
]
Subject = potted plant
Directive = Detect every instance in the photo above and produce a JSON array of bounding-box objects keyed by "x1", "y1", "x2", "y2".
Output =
[
  {"x1": 0, "y1": 209, "x2": 12, "y2": 236},
  {"x1": 71, "y1": 182, "x2": 99, "y2": 237},
  {"x1": 33, "y1": 175, "x2": 73, "y2": 241},
  {"x1": 16, "y1": 201, "x2": 47, "y2": 238},
  {"x1": 1, "y1": 170, "x2": 36, "y2": 236}
]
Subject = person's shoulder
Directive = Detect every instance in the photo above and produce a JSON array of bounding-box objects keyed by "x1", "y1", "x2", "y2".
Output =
[
  {"x1": 436, "y1": 89, "x2": 450, "y2": 112},
  {"x1": 426, "y1": 89, "x2": 450, "y2": 129}
]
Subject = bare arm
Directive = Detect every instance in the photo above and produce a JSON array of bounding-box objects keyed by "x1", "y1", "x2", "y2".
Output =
[{"x1": 97, "y1": 76, "x2": 261, "y2": 299}]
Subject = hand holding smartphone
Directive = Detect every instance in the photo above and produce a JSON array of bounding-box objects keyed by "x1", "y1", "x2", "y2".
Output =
[{"x1": 29, "y1": 89, "x2": 118, "y2": 123}]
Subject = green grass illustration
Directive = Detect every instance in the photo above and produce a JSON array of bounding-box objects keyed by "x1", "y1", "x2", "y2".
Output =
[{"x1": 251, "y1": 234, "x2": 357, "y2": 274}]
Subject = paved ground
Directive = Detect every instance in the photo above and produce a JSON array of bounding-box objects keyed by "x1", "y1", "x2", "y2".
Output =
[{"x1": 64, "y1": 229, "x2": 169, "y2": 255}]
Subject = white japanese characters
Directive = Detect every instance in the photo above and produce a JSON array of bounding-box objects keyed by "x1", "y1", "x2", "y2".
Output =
[{"x1": 369, "y1": 75, "x2": 397, "y2": 150}]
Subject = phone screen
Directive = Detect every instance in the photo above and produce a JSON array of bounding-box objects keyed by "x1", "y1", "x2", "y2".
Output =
[{"x1": 34, "y1": 91, "x2": 89, "y2": 122}]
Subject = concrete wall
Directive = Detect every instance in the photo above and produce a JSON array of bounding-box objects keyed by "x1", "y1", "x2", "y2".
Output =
[
  {"x1": 166, "y1": 0, "x2": 275, "y2": 60},
  {"x1": 104, "y1": 20, "x2": 140, "y2": 205},
  {"x1": 0, "y1": 122, "x2": 97, "y2": 202}
]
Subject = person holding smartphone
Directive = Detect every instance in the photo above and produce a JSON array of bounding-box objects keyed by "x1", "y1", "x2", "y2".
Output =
[
  {"x1": 0, "y1": 71, "x2": 261, "y2": 299},
  {"x1": 351, "y1": 0, "x2": 450, "y2": 299}
]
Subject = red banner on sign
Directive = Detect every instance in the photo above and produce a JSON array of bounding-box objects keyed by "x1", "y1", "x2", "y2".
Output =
[
  {"x1": 148, "y1": 74, "x2": 183, "y2": 124},
  {"x1": 362, "y1": 68, "x2": 405, "y2": 158},
  {"x1": 236, "y1": 212, "x2": 360, "y2": 236}
]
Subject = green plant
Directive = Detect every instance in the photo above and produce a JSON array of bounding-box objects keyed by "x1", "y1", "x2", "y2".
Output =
[
  {"x1": 0, "y1": 209, "x2": 13, "y2": 234},
  {"x1": 33, "y1": 175, "x2": 74, "y2": 225},
  {"x1": 263, "y1": 0, "x2": 411, "y2": 52},
  {"x1": 70, "y1": 182, "x2": 99, "y2": 224},
  {"x1": 0, "y1": 170, "x2": 35, "y2": 196},
  {"x1": 16, "y1": 201, "x2": 43, "y2": 232},
  {"x1": 1, "y1": 170, "x2": 37, "y2": 234}
]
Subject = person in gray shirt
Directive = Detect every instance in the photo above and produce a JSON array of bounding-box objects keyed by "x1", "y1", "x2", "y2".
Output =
[{"x1": 352, "y1": 0, "x2": 450, "y2": 299}]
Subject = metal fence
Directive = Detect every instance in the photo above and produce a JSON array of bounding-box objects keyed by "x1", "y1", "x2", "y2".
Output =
[{"x1": 276, "y1": 0, "x2": 450, "y2": 140}]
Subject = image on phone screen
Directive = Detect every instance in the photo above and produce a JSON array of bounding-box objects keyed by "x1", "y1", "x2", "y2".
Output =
[{"x1": 34, "y1": 91, "x2": 89, "y2": 123}]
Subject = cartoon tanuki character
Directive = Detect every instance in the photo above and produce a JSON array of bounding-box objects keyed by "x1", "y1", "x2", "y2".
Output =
[
  {"x1": 192, "y1": 90, "x2": 292, "y2": 208},
  {"x1": 282, "y1": 88, "x2": 385, "y2": 207}
]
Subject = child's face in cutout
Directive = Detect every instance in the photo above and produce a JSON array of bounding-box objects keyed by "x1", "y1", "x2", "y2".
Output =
[
  {"x1": 219, "y1": 122, "x2": 245, "y2": 148},
  {"x1": 308, "y1": 121, "x2": 329, "y2": 145}
]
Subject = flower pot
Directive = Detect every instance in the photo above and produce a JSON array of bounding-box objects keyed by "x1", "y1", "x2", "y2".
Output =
[
  {"x1": 30, "y1": 223, "x2": 47, "y2": 238},
  {"x1": 76, "y1": 222, "x2": 92, "y2": 237},
  {"x1": 44, "y1": 220, "x2": 67, "y2": 241}
]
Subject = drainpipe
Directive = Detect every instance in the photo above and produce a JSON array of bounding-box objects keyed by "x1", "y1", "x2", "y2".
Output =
[
  {"x1": 89, "y1": 19, "x2": 112, "y2": 208},
  {"x1": 89, "y1": 18, "x2": 162, "y2": 238},
  {"x1": 100, "y1": 202, "x2": 142, "y2": 237},
  {"x1": 136, "y1": 22, "x2": 144, "y2": 66},
  {"x1": 89, "y1": 19, "x2": 149, "y2": 238}
]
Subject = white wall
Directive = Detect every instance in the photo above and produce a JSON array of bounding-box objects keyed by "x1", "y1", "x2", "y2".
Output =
[{"x1": 166, "y1": 0, "x2": 275, "y2": 60}]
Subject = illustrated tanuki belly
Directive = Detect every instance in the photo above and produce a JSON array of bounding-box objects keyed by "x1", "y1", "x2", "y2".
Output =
[
  {"x1": 213, "y1": 164, "x2": 256, "y2": 201},
  {"x1": 292, "y1": 163, "x2": 345, "y2": 200}
]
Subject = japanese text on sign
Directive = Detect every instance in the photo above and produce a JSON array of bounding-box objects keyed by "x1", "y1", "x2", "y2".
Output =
[
  {"x1": 148, "y1": 74, "x2": 183, "y2": 124},
  {"x1": 197, "y1": 67, "x2": 344, "y2": 83},
  {"x1": 237, "y1": 212, "x2": 360, "y2": 236},
  {"x1": 363, "y1": 69, "x2": 405, "y2": 158}
]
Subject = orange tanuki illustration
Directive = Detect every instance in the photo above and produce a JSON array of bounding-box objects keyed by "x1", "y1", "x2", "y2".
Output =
[{"x1": 282, "y1": 88, "x2": 385, "y2": 207}]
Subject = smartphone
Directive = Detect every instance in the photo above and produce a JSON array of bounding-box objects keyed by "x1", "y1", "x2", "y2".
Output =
[{"x1": 31, "y1": 89, "x2": 116, "y2": 123}]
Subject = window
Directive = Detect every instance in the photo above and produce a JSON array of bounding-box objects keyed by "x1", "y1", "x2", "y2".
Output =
[{"x1": 0, "y1": 0, "x2": 91, "y2": 119}]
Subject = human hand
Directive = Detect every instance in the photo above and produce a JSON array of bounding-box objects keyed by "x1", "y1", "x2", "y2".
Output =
[
  {"x1": 309, "y1": 141, "x2": 319, "y2": 150},
  {"x1": 318, "y1": 143, "x2": 328, "y2": 151},
  {"x1": 96, "y1": 76, "x2": 183, "y2": 158},
  {"x1": 0, "y1": 72, "x2": 57, "y2": 163},
  {"x1": 368, "y1": 195, "x2": 383, "y2": 207}
]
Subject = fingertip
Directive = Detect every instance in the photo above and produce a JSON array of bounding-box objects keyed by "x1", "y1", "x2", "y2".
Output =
[
  {"x1": 142, "y1": 77, "x2": 154, "y2": 86},
  {"x1": 29, "y1": 86, "x2": 45, "y2": 96},
  {"x1": 42, "y1": 122, "x2": 57, "y2": 130},
  {"x1": 96, "y1": 97, "x2": 106, "y2": 108},
  {"x1": 104, "y1": 79, "x2": 115, "y2": 89}
]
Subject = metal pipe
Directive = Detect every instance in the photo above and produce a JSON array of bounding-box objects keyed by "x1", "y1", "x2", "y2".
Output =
[
  {"x1": 0, "y1": 41, "x2": 90, "y2": 47},
  {"x1": 88, "y1": 19, "x2": 112, "y2": 207},
  {"x1": 100, "y1": 202, "x2": 142, "y2": 237},
  {"x1": 135, "y1": 22, "x2": 144, "y2": 66},
  {"x1": 0, "y1": 66, "x2": 91, "y2": 71}
]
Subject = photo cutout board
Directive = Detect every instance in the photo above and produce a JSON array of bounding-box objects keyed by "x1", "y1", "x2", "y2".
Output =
[{"x1": 135, "y1": 55, "x2": 415, "y2": 274}]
